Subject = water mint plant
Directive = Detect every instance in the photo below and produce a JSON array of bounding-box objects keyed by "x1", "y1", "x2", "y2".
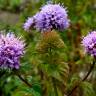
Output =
[
  {"x1": 23, "y1": 2, "x2": 70, "y2": 96},
  {"x1": 23, "y1": 1, "x2": 96, "y2": 95},
  {"x1": 0, "y1": 1, "x2": 96, "y2": 96}
]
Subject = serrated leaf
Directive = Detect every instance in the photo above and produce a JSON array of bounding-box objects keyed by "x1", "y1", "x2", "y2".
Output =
[{"x1": 80, "y1": 81, "x2": 95, "y2": 96}]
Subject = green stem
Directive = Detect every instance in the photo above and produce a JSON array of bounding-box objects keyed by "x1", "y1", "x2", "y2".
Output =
[
  {"x1": 17, "y1": 73, "x2": 32, "y2": 88},
  {"x1": 52, "y1": 78, "x2": 58, "y2": 96},
  {"x1": 67, "y1": 59, "x2": 95, "y2": 96},
  {"x1": 49, "y1": 47, "x2": 58, "y2": 96},
  {"x1": 14, "y1": 70, "x2": 32, "y2": 88},
  {"x1": 82, "y1": 59, "x2": 95, "y2": 81}
]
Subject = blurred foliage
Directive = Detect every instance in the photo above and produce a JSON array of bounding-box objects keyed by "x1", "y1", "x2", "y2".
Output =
[{"x1": 0, "y1": 0, "x2": 96, "y2": 96}]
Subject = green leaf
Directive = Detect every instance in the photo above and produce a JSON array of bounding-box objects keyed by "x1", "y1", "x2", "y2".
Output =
[{"x1": 80, "y1": 81, "x2": 95, "y2": 96}]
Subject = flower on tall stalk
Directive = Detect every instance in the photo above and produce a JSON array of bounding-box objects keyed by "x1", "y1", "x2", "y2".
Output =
[
  {"x1": 82, "y1": 31, "x2": 96, "y2": 56},
  {"x1": 0, "y1": 32, "x2": 25, "y2": 69},
  {"x1": 23, "y1": 3, "x2": 70, "y2": 32}
]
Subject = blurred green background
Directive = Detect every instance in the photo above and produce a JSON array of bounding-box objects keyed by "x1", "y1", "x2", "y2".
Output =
[{"x1": 0, "y1": 0, "x2": 96, "y2": 96}]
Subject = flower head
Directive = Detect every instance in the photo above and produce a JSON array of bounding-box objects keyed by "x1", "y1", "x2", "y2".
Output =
[
  {"x1": 82, "y1": 31, "x2": 96, "y2": 56},
  {"x1": 24, "y1": 3, "x2": 70, "y2": 32},
  {"x1": 23, "y1": 17, "x2": 35, "y2": 31},
  {"x1": 0, "y1": 33, "x2": 25, "y2": 69},
  {"x1": 36, "y1": 4, "x2": 69, "y2": 32}
]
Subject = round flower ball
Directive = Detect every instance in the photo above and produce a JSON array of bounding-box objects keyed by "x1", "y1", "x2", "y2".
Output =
[
  {"x1": 0, "y1": 32, "x2": 25, "y2": 69},
  {"x1": 24, "y1": 3, "x2": 70, "y2": 32},
  {"x1": 82, "y1": 31, "x2": 96, "y2": 56}
]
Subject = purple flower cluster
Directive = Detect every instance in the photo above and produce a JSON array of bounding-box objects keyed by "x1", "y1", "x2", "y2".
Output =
[
  {"x1": 24, "y1": 17, "x2": 35, "y2": 31},
  {"x1": 82, "y1": 31, "x2": 96, "y2": 56},
  {"x1": 24, "y1": 4, "x2": 70, "y2": 32},
  {"x1": 0, "y1": 33, "x2": 25, "y2": 69}
]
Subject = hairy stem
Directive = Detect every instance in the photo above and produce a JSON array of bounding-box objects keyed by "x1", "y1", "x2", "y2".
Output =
[
  {"x1": 49, "y1": 47, "x2": 58, "y2": 96},
  {"x1": 52, "y1": 78, "x2": 58, "y2": 96},
  {"x1": 82, "y1": 60, "x2": 95, "y2": 81},
  {"x1": 67, "y1": 59, "x2": 95, "y2": 96},
  {"x1": 16, "y1": 73, "x2": 32, "y2": 88}
]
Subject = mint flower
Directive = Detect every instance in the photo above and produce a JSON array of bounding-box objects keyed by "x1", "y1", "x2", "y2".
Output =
[
  {"x1": 24, "y1": 4, "x2": 70, "y2": 32},
  {"x1": 0, "y1": 33, "x2": 25, "y2": 69},
  {"x1": 82, "y1": 31, "x2": 96, "y2": 56}
]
